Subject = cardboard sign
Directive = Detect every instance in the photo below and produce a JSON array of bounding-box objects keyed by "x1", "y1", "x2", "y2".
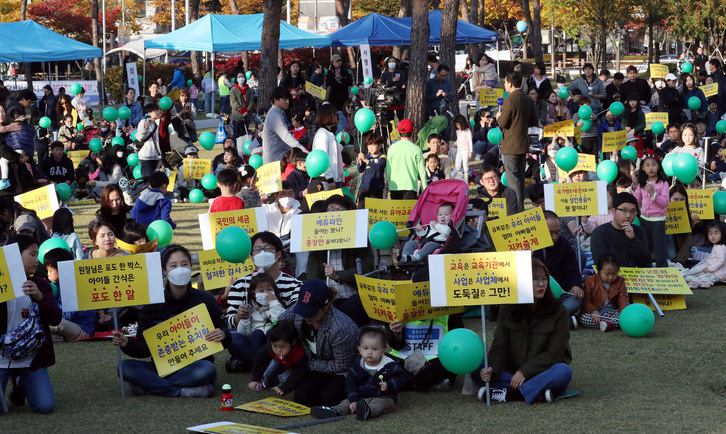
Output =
[
  {"x1": 290, "y1": 209, "x2": 368, "y2": 253},
  {"x1": 601, "y1": 130, "x2": 627, "y2": 153},
  {"x1": 366, "y1": 197, "x2": 416, "y2": 229},
  {"x1": 488, "y1": 197, "x2": 507, "y2": 220},
  {"x1": 544, "y1": 181, "x2": 608, "y2": 217},
  {"x1": 687, "y1": 189, "x2": 715, "y2": 219},
  {"x1": 14, "y1": 184, "x2": 60, "y2": 219},
  {"x1": 66, "y1": 150, "x2": 88, "y2": 168},
  {"x1": 183, "y1": 158, "x2": 213, "y2": 180},
  {"x1": 429, "y1": 251, "x2": 534, "y2": 307},
  {"x1": 556, "y1": 153, "x2": 597, "y2": 179},
  {"x1": 543, "y1": 120, "x2": 575, "y2": 138},
  {"x1": 649, "y1": 64, "x2": 669, "y2": 79},
  {"x1": 700, "y1": 82, "x2": 718, "y2": 98},
  {"x1": 487, "y1": 207, "x2": 553, "y2": 252},
  {"x1": 305, "y1": 188, "x2": 343, "y2": 209},
  {"x1": 236, "y1": 397, "x2": 310, "y2": 417},
  {"x1": 0, "y1": 243, "x2": 29, "y2": 304},
  {"x1": 187, "y1": 422, "x2": 292, "y2": 434},
  {"x1": 167, "y1": 170, "x2": 177, "y2": 189},
  {"x1": 58, "y1": 253, "x2": 164, "y2": 312},
  {"x1": 255, "y1": 162, "x2": 283, "y2": 195},
  {"x1": 478, "y1": 87, "x2": 505, "y2": 107},
  {"x1": 355, "y1": 275, "x2": 463, "y2": 323},
  {"x1": 665, "y1": 201, "x2": 691, "y2": 235},
  {"x1": 632, "y1": 293, "x2": 687, "y2": 311},
  {"x1": 198, "y1": 249, "x2": 255, "y2": 290},
  {"x1": 645, "y1": 112, "x2": 669, "y2": 130},
  {"x1": 618, "y1": 267, "x2": 693, "y2": 295},
  {"x1": 198, "y1": 208, "x2": 268, "y2": 250},
  {"x1": 304, "y1": 81, "x2": 328, "y2": 100},
  {"x1": 143, "y1": 303, "x2": 224, "y2": 377}
]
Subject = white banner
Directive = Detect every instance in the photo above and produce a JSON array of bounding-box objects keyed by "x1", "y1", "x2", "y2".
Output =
[
  {"x1": 5, "y1": 80, "x2": 100, "y2": 104},
  {"x1": 126, "y1": 62, "x2": 140, "y2": 98},
  {"x1": 360, "y1": 44, "x2": 373, "y2": 88}
]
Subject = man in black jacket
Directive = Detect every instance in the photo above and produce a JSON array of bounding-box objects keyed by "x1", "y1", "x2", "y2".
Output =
[
  {"x1": 619, "y1": 65, "x2": 652, "y2": 107},
  {"x1": 659, "y1": 73, "x2": 683, "y2": 126},
  {"x1": 41, "y1": 141, "x2": 74, "y2": 184}
]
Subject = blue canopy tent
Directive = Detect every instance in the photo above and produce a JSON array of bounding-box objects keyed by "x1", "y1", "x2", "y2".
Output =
[
  {"x1": 396, "y1": 10, "x2": 498, "y2": 44},
  {"x1": 0, "y1": 20, "x2": 102, "y2": 62},
  {"x1": 328, "y1": 13, "x2": 412, "y2": 47}
]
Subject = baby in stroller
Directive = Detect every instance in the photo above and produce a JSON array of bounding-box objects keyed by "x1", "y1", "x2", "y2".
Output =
[{"x1": 400, "y1": 202, "x2": 454, "y2": 263}]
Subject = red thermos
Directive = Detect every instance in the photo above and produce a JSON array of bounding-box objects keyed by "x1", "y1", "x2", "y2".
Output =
[{"x1": 220, "y1": 384, "x2": 233, "y2": 411}]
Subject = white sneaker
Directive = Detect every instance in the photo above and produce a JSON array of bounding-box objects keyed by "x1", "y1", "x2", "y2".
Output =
[
  {"x1": 544, "y1": 389, "x2": 554, "y2": 403},
  {"x1": 431, "y1": 378, "x2": 451, "y2": 391},
  {"x1": 490, "y1": 387, "x2": 507, "y2": 403}
]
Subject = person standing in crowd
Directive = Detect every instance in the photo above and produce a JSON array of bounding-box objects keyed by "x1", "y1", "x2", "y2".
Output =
[
  {"x1": 40, "y1": 85, "x2": 59, "y2": 130},
  {"x1": 568, "y1": 63, "x2": 606, "y2": 114},
  {"x1": 526, "y1": 63, "x2": 553, "y2": 101},
  {"x1": 262, "y1": 87, "x2": 308, "y2": 164},
  {"x1": 120, "y1": 88, "x2": 143, "y2": 130},
  {"x1": 385, "y1": 119, "x2": 427, "y2": 200},
  {"x1": 326, "y1": 54, "x2": 353, "y2": 111},
  {"x1": 707, "y1": 59, "x2": 726, "y2": 116},
  {"x1": 230, "y1": 72, "x2": 253, "y2": 140},
  {"x1": 218, "y1": 73, "x2": 232, "y2": 115},
  {"x1": 136, "y1": 103, "x2": 162, "y2": 178},
  {"x1": 171, "y1": 62, "x2": 186, "y2": 90},
  {"x1": 619, "y1": 65, "x2": 652, "y2": 108},
  {"x1": 201, "y1": 70, "x2": 217, "y2": 115},
  {"x1": 426, "y1": 65, "x2": 454, "y2": 118}
]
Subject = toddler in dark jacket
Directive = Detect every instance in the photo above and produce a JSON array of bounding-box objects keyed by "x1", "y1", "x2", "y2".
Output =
[{"x1": 248, "y1": 320, "x2": 308, "y2": 395}]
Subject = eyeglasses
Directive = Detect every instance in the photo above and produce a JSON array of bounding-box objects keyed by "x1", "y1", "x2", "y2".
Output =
[
  {"x1": 251, "y1": 245, "x2": 277, "y2": 254},
  {"x1": 482, "y1": 176, "x2": 498, "y2": 182},
  {"x1": 533, "y1": 277, "x2": 548, "y2": 284},
  {"x1": 616, "y1": 207, "x2": 637, "y2": 216}
]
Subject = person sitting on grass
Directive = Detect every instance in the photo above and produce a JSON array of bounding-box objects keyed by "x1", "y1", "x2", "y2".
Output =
[
  {"x1": 235, "y1": 273, "x2": 285, "y2": 370},
  {"x1": 209, "y1": 168, "x2": 244, "y2": 213},
  {"x1": 45, "y1": 248, "x2": 96, "y2": 341},
  {"x1": 580, "y1": 253, "x2": 629, "y2": 332},
  {"x1": 677, "y1": 221, "x2": 726, "y2": 289},
  {"x1": 130, "y1": 171, "x2": 176, "y2": 229},
  {"x1": 111, "y1": 245, "x2": 230, "y2": 398},
  {"x1": 591, "y1": 192, "x2": 650, "y2": 268},
  {"x1": 248, "y1": 320, "x2": 308, "y2": 395},
  {"x1": 311, "y1": 325, "x2": 407, "y2": 421}
]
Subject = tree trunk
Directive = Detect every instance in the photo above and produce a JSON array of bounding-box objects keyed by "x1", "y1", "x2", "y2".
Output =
[
  {"x1": 521, "y1": 0, "x2": 532, "y2": 60},
  {"x1": 647, "y1": 20, "x2": 654, "y2": 65},
  {"x1": 600, "y1": 21, "x2": 608, "y2": 71},
  {"x1": 441, "y1": 0, "x2": 459, "y2": 115},
  {"x1": 21, "y1": 0, "x2": 32, "y2": 90},
  {"x1": 259, "y1": 0, "x2": 283, "y2": 112},
  {"x1": 530, "y1": 0, "x2": 544, "y2": 65},
  {"x1": 335, "y1": 0, "x2": 351, "y2": 27},
  {"x1": 392, "y1": 0, "x2": 412, "y2": 61},
  {"x1": 405, "y1": 0, "x2": 430, "y2": 130},
  {"x1": 91, "y1": 0, "x2": 102, "y2": 99},
  {"x1": 189, "y1": 0, "x2": 202, "y2": 76},
  {"x1": 229, "y1": 0, "x2": 239, "y2": 14},
  {"x1": 431, "y1": 0, "x2": 440, "y2": 9},
  {"x1": 461, "y1": 0, "x2": 479, "y2": 62}
]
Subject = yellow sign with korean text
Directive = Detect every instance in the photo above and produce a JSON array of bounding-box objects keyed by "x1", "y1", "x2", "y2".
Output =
[
  {"x1": 66, "y1": 150, "x2": 88, "y2": 168},
  {"x1": 198, "y1": 208, "x2": 268, "y2": 250},
  {"x1": 687, "y1": 189, "x2": 715, "y2": 219},
  {"x1": 305, "y1": 81, "x2": 328, "y2": 101},
  {"x1": 428, "y1": 251, "x2": 534, "y2": 307},
  {"x1": 543, "y1": 120, "x2": 575, "y2": 138},
  {"x1": 478, "y1": 87, "x2": 505, "y2": 107},
  {"x1": 393, "y1": 280, "x2": 464, "y2": 322},
  {"x1": 645, "y1": 112, "x2": 669, "y2": 130},
  {"x1": 236, "y1": 397, "x2": 310, "y2": 417},
  {"x1": 632, "y1": 293, "x2": 687, "y2": 311},
  {"x1": 366, "y1": 197, "x2": 416, "y2": 229},
  {"x1": 0, "y1": 243, "x2": 28, "y2": 304},
  {"x1": 618, "y1": 267, "x2": 693, "y2": 295},
  {"x1": 188, "y1": 422, "x2": 290, "y2": 434},
  {"x1": 143, "y1": 303, "x2": 224, "y2": 377},
  {"x1": 700, "y1": 82, "x2": 718, "y2": 98},
  {"x1": 116, "y1": 238, "x2": 158, "y2": 254},
  {"x1": 602, "y1": 130, "x2": 627, "y2": 153},
  {"x1": 305, "y1": 188, "x2": 343, "y2": 209},
  {"x1": 183, "y1": 158, "x2": 213, "y2": 180},
  {"x1": 649, "y1": 64, "x2": 669, "y2": 79},
  {"x1": 488, "y1": 198, "x2": 507, "y2": 220},
  {"x1": 58, "y1": 252, "x2": 164, "y2": 312},
  {"x1": 167, "y1": 170, "x2": 177, "y2": 189},
  {"x1": 290, "y1": 209, "x2": 369, "y2": 253},
  {"x1": 198, "y1": 249, "x2": 255, "y2": 290},
  {"x1": 665, "y1": 201, "x2": 691, "y2": 235},
  {"x1": 545, "y1": 181, "x2": 608, "y2": 217},
  {"x1": 556, "y1": 153, "x2": 597, "y2": 179},
  {"x1": 14, "y1": 184, "x2": 60, "y2": 219},
  {"x1": 487, "y1": 207, "x2": 553, "y2": 252},
  {"x1": 255, "y1": 162, "x2": 283, "y2": 195}
]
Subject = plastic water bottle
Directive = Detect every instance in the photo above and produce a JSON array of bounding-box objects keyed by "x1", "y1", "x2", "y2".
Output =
[{"x1": 220, "y1": 384, "x2": 233, "y2": 411}]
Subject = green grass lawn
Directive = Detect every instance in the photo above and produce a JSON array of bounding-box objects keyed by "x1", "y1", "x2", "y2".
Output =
[{"x1": 2, "y1": 175, "x2": 726, "y2": 433}]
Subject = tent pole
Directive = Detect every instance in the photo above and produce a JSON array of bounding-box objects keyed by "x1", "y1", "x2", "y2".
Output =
[
  {"x1": 211, "y1": 52, "x2": 215, "y2": 114},
  {"x1": 143, "y1": 52, "x2": 146, "y2": 96}
]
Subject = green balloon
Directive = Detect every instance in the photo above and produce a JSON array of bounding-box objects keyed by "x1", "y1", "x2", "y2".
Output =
[
  {"x1": 249, "y1": 154, "x2": 263, "y2": 170},
  {"x1": 39, "y1": 116, "x2": 51, "y2": 129},
  {"x1": 89, "y1": 138, "x2": 103, "y2": 154},
  {"x1": 245, "y1": 71, "x2": 252, "y2": 80},
  {"x1": 353, "y1": 108, "x2": 376, "y2": 133},
  {"x1": 577, "y1": 104, "x2": 592, "y2": 121},
  {"x1": 133, "y1": 165, "x2": 143, "y2": 179},
  {"x1": 350, "y1": 86, "x2": 359, "y2": 96},
  {"x1": 580, "y1": 119, "x2": 593, "y2": 132},
  {"x1": 555, "y1": 147, "x2": 578, "y2": 172},
  {"x1": 38, "y1": 237, "x2": 71, "y2": 264},
  {"x1": 369, "y1": 221, "x2": 398, "y2": 250},
  {"x1": 103, "y1": 106, "x2": 118, "y2": 122},
  {"x1": 687, "y1": 96, "x2": 701, "y2": 111},
  {"x1": 77, "y1": 123, "x2": 84, "y2": 132},
  {"x1": 596, "y1": 160, "x2": 618, "y2": 183},
  {"x1": 714, "y1": 191, "x2": 726, "y2": 215},
  {"x1": 469, "y1": 118, "x2": 475, "y2": 128},
  {"x1": 716, "y1": 120, "x2": 726, "y2": 135},
  {"x1": 126, "y1": 153, "x2": 140, "y2": 167},
  {"x1": 549, "y1": 276, "x2": 563, "y2": 298},
  {"x1": 146, "y1": 220, "x2": 173, "y2": 248},
  {"x1": 364, "y1": 76, "x2": 374, "y2": 85},
  {"x1": 652, "y1": 121, "x2": 665, "y2": 136},
  {"x1": 187, "y1": 79, "x2": 193, "y2": 87},
  {"x1": 215, "y1": 226, "x2": 252, "y2": 264},
  {"x1": 189, "y1": 188, "x2": 205, "y2": 203},
  {"x1": 111, "y1": 136, "x2": 125, "y2": 147},
  {"x1": 69, "y1": 83, "x2": 82, "y2": 96},
  {"x1": 672, "y1": 153, "x2": 699, "y2": 184},
  {"x1": 55, "y1": 183, "x2": 72, "y2": 202},
  {"x1": 336, "y1": 132, "x2": 350, "y2": 144},
  {"x1": 609, "y1": 101, "x2": 625, "y2": 117},
  {"x1": 201, "y1": 173, "x2": 217, "y2": 190},
  {"x1": 241, "y1": 140, "x2": 253, "y2": 155},
  {"x1": 438, "y1": 329, "x2": 484, "y2": 375},
  {"x1": 621, "y1": 145, "x2": 637, "y2": 161},
  {"x1": 500, "y1": 171, "x2": 508, "y2": 187},
  {"x1": 662, "y1": 153, "x2": 675, "y2": 176},
  {"x1": 619, "y1": 303, "x2": 655, "y2": 337},
  {"x1": 159, "y1": 96, "x2": 173, "y2": 111},
  {"x1": 681, "y1": 61, "x2": 693, "y2": 74},
  {"x1": 633, "y1": 216, "x2": 640, "y2": 226},
  {"x1": 305, "y1": 149, "x2": 330, "y2": 178},
  {"x1": 558, "y1": 86, "x2": 569, "y2": 100},
  {"x1": 130, "y1": 129, "x2": 138, "y2": 141},
  {"x1": 199, "y1": 131, "x2": 216, "y2": 150},
  {"x1": 487, "y1": 127, "x2": 503, "y2": 145}
]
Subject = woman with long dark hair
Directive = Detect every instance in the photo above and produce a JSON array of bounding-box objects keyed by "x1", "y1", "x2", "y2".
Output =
[{"x1": 93, "y1": 184, "x2": 131, "y2": 239}]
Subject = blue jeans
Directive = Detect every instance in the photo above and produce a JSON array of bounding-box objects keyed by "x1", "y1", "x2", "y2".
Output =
[
  {"x1": 204, "y1": 92, "x2": 215, "y2": 114},
  {"x1": 262, "y1": 360, "x2": 290, "y2": 388},
  {"x1": 474, "y1": 140, "x2": 492, "y2": 157},
  {"x1": 119, "y1": 359, "x2": 216, "y2": 397},
  {"x1": 228, "y1": 329, "x2": 267, "y2": 366},
  {"x1": 220, "y1": 95, "x2": 230, "y2": 114},
  {"x1": 560, "y1": 292, "x2": 582, "y2": 316},
  {"x1": 0, "y1": 367, "x2": 55, "y2": 414},
  {"x1": 474, "y1": 363, "x2": 572, "y2": 405}
]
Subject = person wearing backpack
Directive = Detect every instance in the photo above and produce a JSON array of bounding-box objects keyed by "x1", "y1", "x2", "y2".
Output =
[
  {"x1": 0, "y1": 234, "x2": 62, "y2": 414},
  {"x1": 137, "y1": 103, "x2": 162, "y2": 178}
]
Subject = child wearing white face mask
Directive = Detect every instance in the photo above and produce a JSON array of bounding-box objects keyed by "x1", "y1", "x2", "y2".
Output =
[{"x1": 236, "y1": 273, "x2": 285, "y2": 362}]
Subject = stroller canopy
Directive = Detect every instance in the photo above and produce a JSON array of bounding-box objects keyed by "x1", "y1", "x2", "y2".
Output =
[{"x1": 408, "y1": 179, "x2": 469, "y2": 227}]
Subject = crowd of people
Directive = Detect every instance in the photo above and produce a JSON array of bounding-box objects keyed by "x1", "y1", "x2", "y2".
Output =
[{"x1": 0, "y1": 47, "x2": 724, "y2": 421}]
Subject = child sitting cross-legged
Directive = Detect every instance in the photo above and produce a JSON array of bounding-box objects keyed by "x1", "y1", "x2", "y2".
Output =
[
  {"x1": 248, "y1": 320, "x2": 308, "y2": 395},
  {"x1": 311, "y1": 326, "x2": 407, "y2": 421},
  {"x1": 580, "y1": 253, "x2": 629, "y2": 332},
  {"x1": 400, "y1": 202, "x2": 454, "y2": 263}
]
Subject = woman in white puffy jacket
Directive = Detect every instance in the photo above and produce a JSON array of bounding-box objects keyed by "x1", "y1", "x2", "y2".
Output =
[{"x1": 311, "y1": 103, "x2": 344, "y2": 185}]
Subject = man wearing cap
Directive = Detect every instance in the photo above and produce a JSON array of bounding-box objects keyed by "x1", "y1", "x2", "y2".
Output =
[
  {"x1": 591, "y1": 192, "x2": 650, "y2": 268},
  {"x1": 280, "y1": 279, "x2": 358, "y2": 406},
  {"x1": 262, "y1": 87, "x2": 308, "y2": 164},
  {"x1": 659, "y1": 73, "x2": 683, "y2": 125},
  {"x1": 385, "y1": 119, "x2": 427, "y2": 200}
]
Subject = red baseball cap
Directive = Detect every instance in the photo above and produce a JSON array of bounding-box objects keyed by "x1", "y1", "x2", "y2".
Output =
[{"x1": 397, "y1": 118, "x2": 414, "y2": 135}]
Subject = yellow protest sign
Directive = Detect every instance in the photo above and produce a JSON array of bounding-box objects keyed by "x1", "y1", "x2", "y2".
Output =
[
  {"x1": 58, "y1": 252, "x2": 165, "y2": 312},
  {"x1": 167, "y1": 170, "x2": 177, "y2": 188},
  {"x1": 14, "y1": 184, "x2": 60, "y2": 219},
  {"x1": 198, "y1": 249, "x2": 254, "y2": 290},
  {"x1": 116, "y1": 238, "x2": 158, "y2": 254},
  {"x1": 665, "y1": 201, "x2": 691, "y2": 235},
  {"x1": 478, "y1": 87, "x2": 504, "y2": 107},
  {"x1": 236, "y1": 397, "x2": 310, "y2": 417},
  {"x1": 255, "y1": 162, "x2": 283, "y2": 195},
  {"x1": 429, "y1": 251, "x2": 533, "y2": 307},
  {"x1": 645, "y1": 112, "x2": 669, "y2": 130},
  {"x1": 602, "y1": 130, "x2": 627, "y2": 153},
  {"x1": 187, "y1": 422, "x2": 291, "y2": 434},
  {"x1": 183, "y1": 158, "x2": 213, "y2": 180},
  {"x1": 543, "y1": 120, "x2": 575, "y2": 138},
  {"x1": 356, "y1": 275, "x2": 396, "y2": 322},
  {"x1": 143, "y1": 303, "x2": 224, "y2": 377},
  {"x1": 0, "y1": 243, "x2": 28, "y2": 304},
  {"x1": 366, "y1": 197, "x2": 416, "y2": 229},
  {"x1": 389, "y1": 120, "x2": 400, "y2": 142},
  {"x1": 488, "y1": 198, "x2": 507, "y2": 220},
  {"x1": 632, "y1": 293, "x2": 687, "y2": 311},
  {"x1": 556, "y1": 152, "x2": 596, "y2": 179},
  {"x1": 649, "y1": 64, "x2": 669, "y2": 79},
  {"x1": 687, "y1": 189, "x2": 715, "y2": 219},
  {"x1": 545, "y1": 181, "x2": 608, "y2": 217},
  {"x1": 618, "y1": 267, "x2": 693, "y2": 295},
  {"x1": 700, "y1": 82, "x2": 718, "y2": 98},
  {"x1": 487, "y1": 207, "x2": 553, "y2": 252},
  {"x1": 305, "y1": 188, "x2": 343, "y2": 209},
  {"x1": 304, "y1": 81, "x2": 328, "y2": 100},
  {"x1": 290, "y1": 209, "x2": 369, "y2": 252},
  {"x1": 198, "y1": 208, "x2": 268, "y2": 250},
  {"x1": 66, "y1": 150, "x2": 88, "y2": 168}
]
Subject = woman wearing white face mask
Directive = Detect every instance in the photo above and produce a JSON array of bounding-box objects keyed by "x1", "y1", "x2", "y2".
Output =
[
  {"x1": 112, "y1": 245, "x2": 230, "y2": 397},
  {"x1": 225, "y1": 232, "x2": 302, "y2": 373}
]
